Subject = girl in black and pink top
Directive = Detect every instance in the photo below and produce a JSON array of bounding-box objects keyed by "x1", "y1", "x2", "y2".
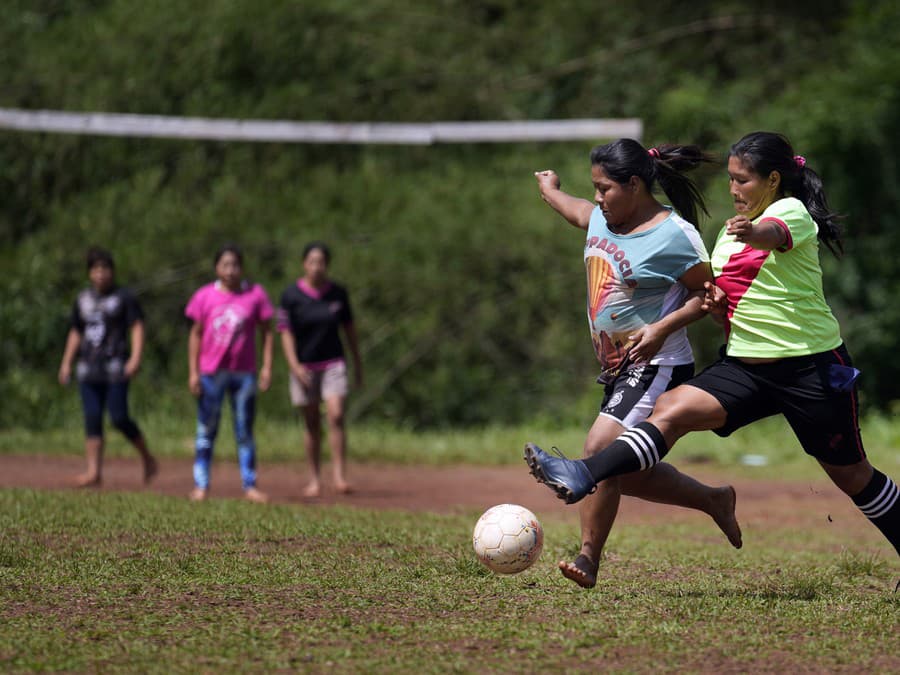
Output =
[
  {"x1": 278, "y1": 242, "x2": 363, "y2": 497},
  {"x1": 58, "y1": 247, "x2": 157, "y2": 487}
]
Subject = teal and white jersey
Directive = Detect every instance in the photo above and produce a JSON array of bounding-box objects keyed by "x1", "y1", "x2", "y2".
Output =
[{"x1": 584, "y1": 206, "x2": 708, "y2": 375}]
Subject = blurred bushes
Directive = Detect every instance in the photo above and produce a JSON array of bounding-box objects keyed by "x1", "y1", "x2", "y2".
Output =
[{"x1": 2, "y1": 0, "x2": 900, "y2": 429}]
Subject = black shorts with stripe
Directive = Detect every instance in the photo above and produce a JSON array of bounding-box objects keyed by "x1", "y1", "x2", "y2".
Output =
[{"x1": 686, "y1": 343, "x2": 866, "y2": 466}]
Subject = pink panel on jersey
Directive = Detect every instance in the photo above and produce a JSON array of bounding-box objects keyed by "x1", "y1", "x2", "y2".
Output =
[{"x1": 716, "y1": 245, "x2": 771, "y2": 340}]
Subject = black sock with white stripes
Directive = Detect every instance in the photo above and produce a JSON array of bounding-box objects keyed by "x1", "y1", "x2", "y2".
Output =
[
  {"x1": 582, "y1": 421, "x2": 669, "y2": 483},
  {"x1": 851, "y1": 468, "x2": 900, "y2": 556}
]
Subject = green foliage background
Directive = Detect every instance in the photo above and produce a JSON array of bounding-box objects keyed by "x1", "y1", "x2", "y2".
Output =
[{"x1": 2, "y1": 0, "x2": 900, "y2": 430}]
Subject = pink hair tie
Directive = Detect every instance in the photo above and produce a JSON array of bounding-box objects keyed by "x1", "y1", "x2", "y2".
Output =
[
  {"x1": 793, "y1": 155, "x2": 806, "y2": 168},
  {"x1": 648, "y1": 148, "x2": 660, "y2": 158}
]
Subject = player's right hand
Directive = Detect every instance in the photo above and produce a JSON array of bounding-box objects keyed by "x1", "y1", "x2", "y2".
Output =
[
  {"x1": 58, "y1": 364, "x2": 71, "y2": 386},
  {"x1": 189, "y1": 373, "x2": 201, "y2": 397},
  {"x1": 293, "y1": 365, "x2": 313, "y2": 388},
  {"x1": 725, "y1": 215, "x2": 754, "y2": 242},
  {"x1": 534, "y1": 170, "x2": 561, "y2": 193}
]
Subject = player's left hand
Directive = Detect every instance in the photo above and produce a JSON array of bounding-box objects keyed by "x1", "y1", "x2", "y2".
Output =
[
  {"x1": 257, "y1": 368, "x2": 271, "y2": 392},
  {"x1": 626, "y1": 325, "x2": 665, "y2": 364},
  {"x1": 124, "y1": 358, "x2": 141, "y2": 378}
]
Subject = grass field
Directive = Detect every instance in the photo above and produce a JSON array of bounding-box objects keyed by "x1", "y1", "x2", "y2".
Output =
[
  {"x1": 2, "y1": 489, "x2": 899, "y2": 671},
  {"x1": 2, "y1": 421, "x2": 899, "y2": 672}
]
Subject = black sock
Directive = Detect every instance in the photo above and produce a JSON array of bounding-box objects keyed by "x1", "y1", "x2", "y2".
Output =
[
  {"x1": 851, "y1": 468, "x2": 900, "y2": 556},
  {"x1": 582, "y1": 421, "x2": 668, "y2": 483}
]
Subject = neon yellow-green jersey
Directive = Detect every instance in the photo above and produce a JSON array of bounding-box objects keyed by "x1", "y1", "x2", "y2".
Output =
[{"x1": 710, "y1": 197, "x2": 842, "y2": 358}]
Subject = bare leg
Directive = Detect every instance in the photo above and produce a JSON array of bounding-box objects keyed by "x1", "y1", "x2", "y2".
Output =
[
  {"x1": 559, "y1": 416, "x2": 626, "y2": 588},
  {"x1": 75, "y1": 436, "x2": 103, "y2": 487},
  {"x1": 301, "y1": 404, "x2": 323, "y2": 497},
  {"x1": 818, "y1": 458, "x2": 874, "y2": 496},
  {"x1": 325, "y1": 395, "x2": 351, "y2": 493},
  {"x1": 130, "y1": 435, "x2": 157, "y2": 484},
  {"x1": 624, "y1": 386, "x2": 741, "y2": 546},
  {"x1": 820, "y1": 458, "x2": 900, "y2": 558},
  {"x1": 559, "y1": 399, "x2": 741, "y2": 589},
  {"x1": 620, "y1": 464, "x2": 742, "y2": 548}
]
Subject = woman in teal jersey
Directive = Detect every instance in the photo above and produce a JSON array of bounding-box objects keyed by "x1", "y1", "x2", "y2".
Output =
[
  {"x1": 525, "y1": 132, "x2": 900, "y2": 564},
  {"x1": 532, "y1": 138, "x2": 742, "y2": 588}
]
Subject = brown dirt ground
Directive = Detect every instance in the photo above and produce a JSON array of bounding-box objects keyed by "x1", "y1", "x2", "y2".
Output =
[{"x1": 0, "y1": 453, "x2": 889, "y2": 548}]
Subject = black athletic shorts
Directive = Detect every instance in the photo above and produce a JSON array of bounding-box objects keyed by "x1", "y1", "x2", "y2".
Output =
[{"x1": 686, "y1": 343, "x2": 866, "y2": 466}]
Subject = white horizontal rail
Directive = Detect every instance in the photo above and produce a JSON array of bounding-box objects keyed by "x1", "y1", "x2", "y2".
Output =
[{"x1": 0, "y1": 108, "x2": 642, "y2": 144}]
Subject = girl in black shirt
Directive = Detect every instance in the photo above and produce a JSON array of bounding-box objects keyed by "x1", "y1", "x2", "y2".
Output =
[
  {"x1": 278, "y1": 242, "x2": 363, "y2": 497},
  {"x1": 58, "y1": 247, "x2": 157, "y2": 487}
]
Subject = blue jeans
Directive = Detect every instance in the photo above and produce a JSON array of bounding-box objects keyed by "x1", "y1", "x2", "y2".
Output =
[
  {"x1": 79, "y1": 380, "x2": 142, "y2": 440},
  {"x1": 194, "y1": 372, "x2": 258, "y2": 490}
]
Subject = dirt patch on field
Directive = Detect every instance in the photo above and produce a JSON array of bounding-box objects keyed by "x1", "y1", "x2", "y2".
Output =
[{"x1": 0, "y1": 453, "x2": 883, "y2": 546}]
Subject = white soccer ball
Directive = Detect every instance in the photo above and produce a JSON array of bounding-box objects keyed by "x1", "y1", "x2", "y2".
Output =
[{"x1": 472, "y1": 503, "x2": 543, "y2": 574}]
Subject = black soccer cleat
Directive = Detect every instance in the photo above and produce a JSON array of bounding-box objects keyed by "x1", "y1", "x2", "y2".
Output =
[{"x1": 523, "y1": 442, "x2": 596, "y2": 505}]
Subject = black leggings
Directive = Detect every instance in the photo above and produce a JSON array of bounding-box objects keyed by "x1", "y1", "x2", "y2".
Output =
[{"x1": 78, "y1": 380, "x2": 142, "y2": 440}]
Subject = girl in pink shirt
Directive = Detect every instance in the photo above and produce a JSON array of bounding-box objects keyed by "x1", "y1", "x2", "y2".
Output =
[{"x1": 185, "y1": 245, "x2": 274, "y2": 503}]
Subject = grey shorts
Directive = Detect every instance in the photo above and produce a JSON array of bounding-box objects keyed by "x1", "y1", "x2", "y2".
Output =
[
  {"x1": 289, "y1": 361, "x2": 349, "y2": 406},
  {"x1": 599, "y1": 362, "x2": 695, "y2": 428}
]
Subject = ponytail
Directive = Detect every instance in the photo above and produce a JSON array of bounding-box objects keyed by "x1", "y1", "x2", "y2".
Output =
[
  {"x1": 651, "y1": 144, "x2": 715, "y2": 228},
  {"x1": 590, "y1": 139, "x2": 714, "y2": 229},
  {"x1": 730, "y1": 132, "x2": 843, "y2": 257},
  {"x1": 794, "y1": 165, "x2": 843, "y2": 257}
]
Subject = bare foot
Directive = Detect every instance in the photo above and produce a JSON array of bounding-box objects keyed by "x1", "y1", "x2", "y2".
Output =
[
  {"x1": 74, "y1": 473, "x2": 101, "y2": 488},
  {"x1": 303, "y1": 481, "x2": 321, "y2": 498},
  {"x1": 143, "y1": 456, "x2": 159, "y2": 485},
  {"x1": 334, "y1": 479, "x2": 353, "y2": 495},
  {"x1": 710, "y1": 486, "x2": 742, "y2": 549},
  {"x1": 558, "y1": 553, "x2": 598, "y2": 589},
  {"x1": 189, "y1": 487, "x2": 208, "y2": 502},
  {"x1": 244, "y1": 487, "x2": 269, "y2": 504}
]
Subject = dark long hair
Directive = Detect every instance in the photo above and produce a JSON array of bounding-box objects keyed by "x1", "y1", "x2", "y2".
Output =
[
  {"x1": 589, "y1": 138, "x2": 714, "y2": 228},
  {"x1": 729, "y1": 131, "x2": 842, "y2": 257}
]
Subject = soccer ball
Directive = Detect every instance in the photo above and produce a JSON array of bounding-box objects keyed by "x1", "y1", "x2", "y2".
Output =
[{"x1": 472, "y1": 504, "x2": 543, "y2": 574}]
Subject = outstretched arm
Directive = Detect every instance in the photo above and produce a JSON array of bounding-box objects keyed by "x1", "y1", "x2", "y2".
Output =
[
  {"x1": 627, "y1": 262, "x2": 713, "y2": 363},
  {"x1": 534, "y1": 170, "x2": 594, "y2": 230},
  {"x1": 725, "y1": 215, "x2": 787, "y2": 250}
]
